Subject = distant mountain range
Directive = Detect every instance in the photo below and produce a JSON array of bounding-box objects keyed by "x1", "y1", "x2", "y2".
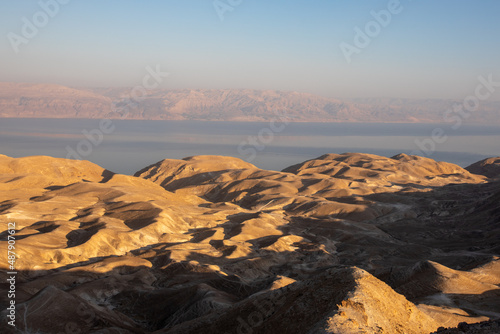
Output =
[{"x1": 1, "y1": 82, "x2": 499, "y2": 123}]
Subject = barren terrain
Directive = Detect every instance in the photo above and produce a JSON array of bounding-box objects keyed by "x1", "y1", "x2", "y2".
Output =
[
  {"x1": 0, "y1": 153, "x2": 499, "y2": 333},
  {"x1": 1, "y1": 82, "x2": 500, "y2": 123}
]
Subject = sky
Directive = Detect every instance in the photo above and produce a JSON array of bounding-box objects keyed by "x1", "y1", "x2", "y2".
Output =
[{"x1": 1, "y1": 0, "x2": 499, "y2": 100}]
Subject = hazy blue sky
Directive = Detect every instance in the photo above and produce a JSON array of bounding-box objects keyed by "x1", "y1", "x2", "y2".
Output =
[{"x1": 1, "y1": 0, "x2": 499, "y2": 99}]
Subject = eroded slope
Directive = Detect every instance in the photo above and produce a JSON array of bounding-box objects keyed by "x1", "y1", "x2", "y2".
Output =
[{"x1": 0, "y1": 153, "x2": 498, "y2": 333}]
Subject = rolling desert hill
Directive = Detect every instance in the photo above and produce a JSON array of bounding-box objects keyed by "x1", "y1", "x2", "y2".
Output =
[
  {"x1": 1, "y1": 82, "x2": 500, "y2": 123},
  {"x1": 466, "y1": 157, "x2": 500, "y2": 179},
  {"x1": 0, "y1": 153, "x2": 499, "y2": 333}
]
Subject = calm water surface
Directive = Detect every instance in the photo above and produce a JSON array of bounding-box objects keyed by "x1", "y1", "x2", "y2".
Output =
[{"x1": 1, "y1": 118, "x2": 499, "y2": 175}]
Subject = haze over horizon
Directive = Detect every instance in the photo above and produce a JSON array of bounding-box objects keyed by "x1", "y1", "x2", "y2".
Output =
[
  {"x1": 1, "y1": 0, "x2": 500, "y2": 101},
  {"x1": 2, "y1": 2, "x2": 500, "y2": 333}
]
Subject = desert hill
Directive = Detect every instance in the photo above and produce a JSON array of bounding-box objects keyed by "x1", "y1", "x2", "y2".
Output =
[
  {"x1": 1, "y1": 82, "x2": 500, "y2": 123},
  {"x1": 466, "y1": 157, "x2": 500, "y2": 179},
  {"x1": 0, "y1": 153, "x2": 499, "y2": 333}
]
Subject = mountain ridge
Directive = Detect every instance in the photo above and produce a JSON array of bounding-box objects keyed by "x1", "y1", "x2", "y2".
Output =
[{"x1": 1, "y1": 82, "x2": 499, "y2": 124}]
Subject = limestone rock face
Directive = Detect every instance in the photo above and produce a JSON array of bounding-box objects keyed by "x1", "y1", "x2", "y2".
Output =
[{"x1": 0, "y1": 153, "x2": 499, "y2": 333}]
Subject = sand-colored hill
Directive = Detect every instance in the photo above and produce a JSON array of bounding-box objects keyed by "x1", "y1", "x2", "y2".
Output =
[
  {"x1": 466, "y1": 157, "x2": 500, "y2": 179},
  {"x1": 0, "y1": 153, "x2": 499, "y2": 333}
]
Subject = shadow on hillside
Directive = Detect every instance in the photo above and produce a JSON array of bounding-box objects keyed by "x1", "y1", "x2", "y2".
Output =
[{"x1": 1, "y1": 255, "x2": 499, "y2": 334}]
